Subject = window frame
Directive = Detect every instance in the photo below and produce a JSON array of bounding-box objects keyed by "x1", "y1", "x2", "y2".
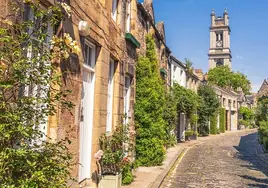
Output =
[
  {"x1": 106, "y1": 59, "x2": 115, "y2": 133},
  {"x1": 111, "y1": 0, "x2": 118, "y2": 22}
]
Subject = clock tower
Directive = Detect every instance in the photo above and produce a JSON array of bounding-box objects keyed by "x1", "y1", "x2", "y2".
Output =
[{"x1": 208, "y1": 9, "x2": 232, "y2": 69}]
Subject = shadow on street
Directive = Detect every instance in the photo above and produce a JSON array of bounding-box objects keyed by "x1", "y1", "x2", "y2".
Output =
[{"x1": 234, "y1": 132, "x2": 268, "y2": 188}]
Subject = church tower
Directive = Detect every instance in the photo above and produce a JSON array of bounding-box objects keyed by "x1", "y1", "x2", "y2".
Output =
[{"x1": 208, "y1": 9, "x2": 232, "y2": 70}]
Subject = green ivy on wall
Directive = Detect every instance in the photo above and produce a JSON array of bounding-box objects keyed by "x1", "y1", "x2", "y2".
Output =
[
  {"x1": 210, "y1": 112, "x2": 218, "y2": 135},
  {"x1": 220, "y1": 108, "x2": 226, "y2": 133},
  {"x1": 135, "y1": 34, "x2": 166, "y2": 166}
]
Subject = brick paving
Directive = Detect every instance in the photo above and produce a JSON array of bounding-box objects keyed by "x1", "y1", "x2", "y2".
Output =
[{"x1": 161, "y1": 130, "x2": 268, "y2": 188}]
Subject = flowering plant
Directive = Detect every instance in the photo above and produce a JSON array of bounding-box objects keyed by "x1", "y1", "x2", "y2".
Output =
[{"x1": 97, "y1": 122, "x2": 134, "y2": 175}]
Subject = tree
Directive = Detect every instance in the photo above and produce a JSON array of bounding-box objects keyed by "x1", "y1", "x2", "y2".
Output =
[
  {"x1": 197, "y1": 84, "x2": 220, "y2": 135},
  {"x1": 0, "y1": 1, "x2": 77, "y2": 187},
  {"x1": 163, "y1": 90, "x2": 177, "y2": 148},
  {"x1": 135, "y1": 34, "x2": 166, "y2": 166},
  {"x1": 208, "y1": 65, "x2": 251, "y2": 94},
  {"x1": 185, "y1": 58, "x2": 194, "y2": 76}
]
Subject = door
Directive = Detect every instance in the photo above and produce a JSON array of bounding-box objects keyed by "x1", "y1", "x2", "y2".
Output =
[
  {"x1": 79, "y1": 70, "x2": 94, "y2": 182},
  {"x1": 79, "y1": 40, "x2": 96, "y2": 182}
]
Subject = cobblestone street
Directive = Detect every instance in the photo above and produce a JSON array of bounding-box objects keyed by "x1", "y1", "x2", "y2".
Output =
[{"x1": 161, "y1": 130, "x2": 268, "y2": 188}]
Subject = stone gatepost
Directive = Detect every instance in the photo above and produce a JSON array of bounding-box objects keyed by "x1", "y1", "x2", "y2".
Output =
[{"x1": 179, "y1": 113, "x2": 186, "y2": 142}]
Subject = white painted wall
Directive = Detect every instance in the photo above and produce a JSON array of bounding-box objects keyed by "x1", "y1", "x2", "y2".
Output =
[{"x1": 170, "y1": 58, "x2": 186, "y2": 88}]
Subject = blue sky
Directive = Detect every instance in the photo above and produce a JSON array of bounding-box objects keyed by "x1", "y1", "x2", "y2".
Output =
[{"x1": 150, "y1": 0, "x2": 268, "y2": 92}]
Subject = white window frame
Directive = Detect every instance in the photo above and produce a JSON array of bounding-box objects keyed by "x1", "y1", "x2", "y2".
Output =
[
  {"x1": 112, "y1": 0, "x2": 118, "y2": 22},
  {"x1": 124, "y1": 76, "x2": 131, "y2": 124},
  {"x1": 106, "y1": 59, "x2": 115, "y2": 133},
  {"x1": 126, "y1": 0, "x2": 131, "y2": 32}
]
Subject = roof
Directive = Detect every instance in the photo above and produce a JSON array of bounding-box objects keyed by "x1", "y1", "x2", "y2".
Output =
[
  {"x1": 137, "y1": 2, "x2": 171, "y2": 54},
  {"x1": 170, "y1": 55, "x2": 186, "y2": 69}
]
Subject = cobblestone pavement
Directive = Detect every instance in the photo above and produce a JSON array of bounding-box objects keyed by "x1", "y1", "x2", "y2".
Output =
[{"x1": 161, "y1": 130, "x2": 268, "y2": 188}]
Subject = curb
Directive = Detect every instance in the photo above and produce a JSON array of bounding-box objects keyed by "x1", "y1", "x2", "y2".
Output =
[{"x1": 149, "y1": 143, "x2": 199, "y2": 188}]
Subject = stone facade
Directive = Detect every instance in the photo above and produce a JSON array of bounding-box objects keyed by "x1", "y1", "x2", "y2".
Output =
[
  {"x1": 186, "y1": 73, "x2": 200, "y2": 93},
  {"x1": 257, "y1": 79, "x2": 268, "y2": 99},
  {"x1": 213, "y1": 86, "x2": 239, "y2": 131},
  {"x1": 208, "y1": 9, "x2": 232, "y2": 69},
  {"x1": 0, "y1": 0, "x2": 172, "y2": 187}
]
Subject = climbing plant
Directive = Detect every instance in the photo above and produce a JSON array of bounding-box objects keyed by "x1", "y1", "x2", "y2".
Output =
[
  {"x1": 238, "y1": 106, "x2": 254, "y2": 128},
  {"x1": 0, "y1": 1, "x2": 77, "y2": 187},
  {"x1": 220, "y1": 108, "x2": 226, "y2": 133},
  {"x1": 210, "y1": 112, "x2": 218, "y2": 135},
  {"x1": 135, "y1": 34, "x2": 166, "y2": 166},
  {"x1": 163, "y1": 90, "x2": 177, "y2": 148},
  {"x1": 197, "y1": 84, "x2": 220, "y2": 135}
]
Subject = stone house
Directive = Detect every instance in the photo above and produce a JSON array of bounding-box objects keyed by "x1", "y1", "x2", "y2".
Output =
[
  {"x1": 186, "y1": 72, "x2": 200, "y2": 93},
  {"x1": 0, "y1": 0, "x2": 171, "y2": 186},
  {"x1": 213, "y1": 86, "x2": 239, "y2": 131},
  {"x1": 257, "y1": 79, "x2": 268, "y2": 99}
]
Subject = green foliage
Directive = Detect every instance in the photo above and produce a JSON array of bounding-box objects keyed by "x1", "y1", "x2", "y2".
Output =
[
  {"x1": 220, "y1": 108, "x2": 226, "y2": 133},
  {"x1": 239, "y1": 106, "x2": 254, "y2": 129},
  {"x1": 185, "y1": 130, "x2": 197, "y2": 137},
  {"x1": 122, "y1": 163, "x2": 134, "y2": 185},
  {"x1": 99, "y1": 123, "x2": 134, "y2": 184},
  {"x1": 173, "y1": 83, "x2": 200, "y2": 116},
  {"x1": 239, "y1": 107, "x2": 254, "y2": 120},
  {"x1": 185, "y1": 58, "x2": 194, "y2": 75},
  {"x1": 208, "y1": 66, "x2": 251, "y2": 94},
  {"x1": 99, "y1": 124, "x2": 129, "y2": 175},
  {"x1": 0, "y1": 1, "x2": 75, "y2": 187},
  {"x1": 135, "y1": 34, "x2": 166, "y2": 166},
  {"x1": 210, "y1": 112, "x2": 218, "y2": 135},
  {"x1": 163, "y1": 91, "x2": 177, "y2": 148},
  {"x1": 197, "y1": 84, "x2": 220, "y2": 135},
  {"x1": 238, "y1": 119, "x2": 250, "y2": 128},
  {"x1": 255, "y1": 96, "x2": 268, "y2": 127}
]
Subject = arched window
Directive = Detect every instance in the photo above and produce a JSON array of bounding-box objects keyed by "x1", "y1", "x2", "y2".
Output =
[{"x1": 216, "y1": 59, "x2": 223, "y2": 67}]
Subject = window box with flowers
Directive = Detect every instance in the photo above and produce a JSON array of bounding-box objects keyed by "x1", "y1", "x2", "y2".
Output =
[{"x1": 95, "y1": 123, "x2": 135, "y2": 188}]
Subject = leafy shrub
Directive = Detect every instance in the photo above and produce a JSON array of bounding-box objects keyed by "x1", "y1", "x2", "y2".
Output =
[
  {"x1": 185, "y1": 130, "x2": 198, "y2": 137},
  {"x1": 210, "y1": 112, "x2": 218, "y2": 135},
  {"x1": 220, "y1": 108, "x2": 226, "y2": 133},
  {"x1": 197, "y1": 84, "x2": 220, "y2": 135},
  {"x1": 121, "y1": 160, "x2": 134, "y2": 185},
  {"x1": 239, "y1": 119, "x2": 250, "y2": 128},
  {"x1": 135, "y1": 35, "x2": 166, "y2": 166},
  {"x1": 163, "y1": 90, "x2": 177, "y2": 148},
  {"x1": 0, "y1": 2, "x2": 76, "y2": 187}
]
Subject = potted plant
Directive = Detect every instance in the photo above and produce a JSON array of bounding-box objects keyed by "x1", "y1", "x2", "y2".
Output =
[
  {"x1": 185, "y1": 130, "x2": 198, "y2": 141},
  {"x1": 96, "y1": 124, "x2": 135, "y2": 188}
]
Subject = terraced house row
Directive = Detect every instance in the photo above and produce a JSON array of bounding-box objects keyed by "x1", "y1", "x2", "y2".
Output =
[
  {"x1": 0, "y1": 0, "x2": 252, "y2": 187},
  {"x1": 0, "y1": 0, "x2": 185, "y2": 186}
]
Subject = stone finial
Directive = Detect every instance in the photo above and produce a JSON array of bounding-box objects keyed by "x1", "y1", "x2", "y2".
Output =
[
  {"x1": 224, "y1": 8, "x2": 228, "y2": 14},
  {"x1": 212, "y1": 9, "x2": 215, "y2": 14}
]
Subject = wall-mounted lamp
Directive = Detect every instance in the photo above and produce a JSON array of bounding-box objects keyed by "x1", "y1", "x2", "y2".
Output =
[{"x1": 78, "y1": 21, "x2": 90, "y2": 36}]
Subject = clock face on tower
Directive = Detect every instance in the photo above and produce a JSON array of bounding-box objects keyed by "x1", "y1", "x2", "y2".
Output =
[{"x1": 216, "y1": 40, "x2": 223, "y2": 47}]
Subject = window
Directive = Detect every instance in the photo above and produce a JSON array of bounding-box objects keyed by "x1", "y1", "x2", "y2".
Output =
[
  {"x1": 22, "y1": 5, "x2": 53, "y2": 139},
  {"x1": 126, "y1": 0, "x2": 131, "y2": 32},
  {"x1": 106, "y1": 59, "x2": 115, "y2": 133},
  {"x1": 124, "y1": 76, "x2": 132, "y2": 124},
  {"x1": 83, "y1": 41, "x2": 96, "y2": 71},
  {"x1": 216, "y1": 59, "x2": 223, "y2": 67},
  {"x1": 112, "y1": 0, "x2": 118, "y2": 21}
]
